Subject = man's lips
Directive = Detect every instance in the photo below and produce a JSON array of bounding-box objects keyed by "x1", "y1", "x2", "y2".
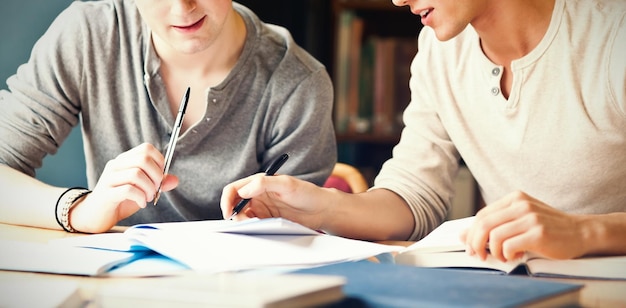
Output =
[
  {"x1": 418, "y1": 8, "x2": 432, "y2": 18},
  {"x1": 173, "y1": 16, "x2": 206, "y2": 31},
  {"x1": 413, "y1": 7, "x2": 433, "y2": 25},
  {"x1": 410, "y1": 6, "x2": 433, "y2": 18}
]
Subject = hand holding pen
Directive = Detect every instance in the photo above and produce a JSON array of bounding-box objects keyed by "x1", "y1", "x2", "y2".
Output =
[
  {"x1": 153, "y1": 87, "x2": 190, "y2": 206},
  {"x1": 228, "y1": 153, "x2": 289, "y2": 220}
]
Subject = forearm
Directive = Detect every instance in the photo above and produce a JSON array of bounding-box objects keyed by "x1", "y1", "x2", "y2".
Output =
[
  {"x1": 582, "y1": 212, "x2": 626, "y2": 256},
  {"x1": 321, "y1": 188, "x2": 415, "y2": 241},
  {"x1": 0, "y1": 164, "x2": 67, "y2": 230}
]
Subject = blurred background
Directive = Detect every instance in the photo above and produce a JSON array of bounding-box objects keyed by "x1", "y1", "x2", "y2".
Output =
[{"x1": 1, "y1": 0, "x2": 85, "y2": 187}]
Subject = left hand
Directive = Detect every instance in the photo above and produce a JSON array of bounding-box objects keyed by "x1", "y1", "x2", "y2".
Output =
[{"x1": 460, "y1": 191, "x2": 588, "y2": 262}]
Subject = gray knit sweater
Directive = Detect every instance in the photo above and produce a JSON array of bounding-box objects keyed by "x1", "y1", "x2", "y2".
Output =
[{"x1": 0, "y1": 0, "x2": 337, "y2": 224}]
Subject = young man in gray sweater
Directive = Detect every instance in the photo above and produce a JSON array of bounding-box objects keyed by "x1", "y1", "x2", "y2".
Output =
[{"x1": 0, "y1": 0, "x2": 336, "y2": 233}]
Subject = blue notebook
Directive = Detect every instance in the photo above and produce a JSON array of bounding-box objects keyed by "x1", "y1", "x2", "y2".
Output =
[{"x1": 293, "y1": 261, "x2": 582, "y2": 307}]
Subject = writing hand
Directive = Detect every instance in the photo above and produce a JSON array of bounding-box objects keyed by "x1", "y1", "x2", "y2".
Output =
[
  {"x1": 69, "y1": 143, "x2": 179, "y2": 233},
  {"x1": 221, "y1": 173, "x2": 329, "y2": 230}
]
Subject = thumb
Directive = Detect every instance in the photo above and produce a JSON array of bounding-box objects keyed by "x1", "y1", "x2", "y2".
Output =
[{"x1": 160, "y1": 174, "x2": 180, "y2": 192}]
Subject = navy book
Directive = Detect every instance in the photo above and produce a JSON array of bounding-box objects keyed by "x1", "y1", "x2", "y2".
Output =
[{"x1": 292, "y1": 261, "x2": 582, "y2": 307}]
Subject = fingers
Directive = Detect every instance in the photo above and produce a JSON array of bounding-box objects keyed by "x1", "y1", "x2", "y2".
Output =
[
  {"x1": 484, "y1": 217, "x2": 527, "y2": 261},
  {"x1": 500, "y1": 230, "x2": 534, "y2": 261},
  {"x1": 238, "y1": 173, "x2": 298, "y2": 199},
  {"x1": 464, "y1": 191, "x2": 541, "y2": 261},
  {"x1": 220, "y1": 174, "x2": 297, "y2": 219},
  {"x1": 465, "y1": 193, "x2": 520, "y2": 258},
  {"x1": 71, "y1": 143, "x2": 183, "y2": 233},
  {"x1": 485, "y1": 215, "x2": 555, "y2": 261},
  {"x1": 463, "y1": 191, "x2": 585, "y2": 261},
  {"x1": 101, "y1": 167, "x2": 158, "y2": 204},
  {"x1": 98, "y1": 143, "x2": 170, "y2": 203},
  {"x1": 497, "y1": 213, "x2": 582, "y2": 260},
  {"x1": 220, "y1": 174, "x2": 259, "y2": 219},
  {"x1": 109, "y1": 143, "x2": 165, "y2": 189},
  {"x1": 160, "y1": 174, "x2": 180, "y2": 193},
  {"x1": 245, "y1": 202, "x2": 275, "y2": 219}
]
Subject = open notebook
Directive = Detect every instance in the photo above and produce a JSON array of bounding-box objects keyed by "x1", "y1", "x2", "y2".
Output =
[
  {"x1": 395, "y1": 216, "x2": 626, "y2": 280},
  {"x1": 1, "y1": 218, "x2": 403, "y2": 277}
]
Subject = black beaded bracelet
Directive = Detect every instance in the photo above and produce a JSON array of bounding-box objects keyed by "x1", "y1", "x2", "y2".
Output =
[{"x1": 54, "y1": 187, "x2": 91, "y2": 232}]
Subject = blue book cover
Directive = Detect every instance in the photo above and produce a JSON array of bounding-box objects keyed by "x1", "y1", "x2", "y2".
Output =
[{"x1": 292, "y1": 261, "x2": 582, "y2": 308}]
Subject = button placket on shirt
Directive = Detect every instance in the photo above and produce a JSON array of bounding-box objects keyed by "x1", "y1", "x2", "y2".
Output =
[
  {"x1": 490, "y1": 66, "x2": 502, "y2": 96},
  {"x1": 180, "y1": 92, "x2": 219, "y2": 148}
]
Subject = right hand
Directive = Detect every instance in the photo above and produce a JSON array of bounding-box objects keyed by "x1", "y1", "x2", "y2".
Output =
[
  {"x1": 222, "y1": 174, "x2": 415, "y2": 241},
  {"x1": 221, "y1": 174, "x2": 333, "y2": 231},
  {"x1": 69, "y1": 143, "x2": 179, "y2": 233}
]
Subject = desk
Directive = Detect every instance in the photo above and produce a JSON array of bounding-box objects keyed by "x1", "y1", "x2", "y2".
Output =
[{"x1": 1, "y1": 224, "x2": 625, "y2": 307}]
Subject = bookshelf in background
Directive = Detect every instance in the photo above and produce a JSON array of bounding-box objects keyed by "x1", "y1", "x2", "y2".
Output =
[
  {"x1": 331, "y1": 0, "x2": 422, "y2": 185},
  {"x1": 330, "y1": 2, "x2": 478, "y2": 218}
]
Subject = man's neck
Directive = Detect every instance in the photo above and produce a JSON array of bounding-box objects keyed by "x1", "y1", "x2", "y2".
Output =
[{"x1": 473, "y1": 0, "x2": 556, "y2": 65}]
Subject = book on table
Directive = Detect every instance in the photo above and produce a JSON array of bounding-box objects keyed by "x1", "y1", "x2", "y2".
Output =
[
  {"x1": 94, "y1": 273, "x2": 346, "y2": 308},
  {"x1": 292, "y1": 260, "x2": 583, "y2": 308},
  {"x1": 395, "y1": 216, "x2": 626, "y2": 280}
]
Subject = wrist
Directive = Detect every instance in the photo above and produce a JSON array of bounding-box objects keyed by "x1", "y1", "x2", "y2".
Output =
[
  {"x1": 580, "y1": 213, "x2": 626, "y2": 256},
  {"x1": 319, "y1": 188, "x2": 355, "y2": 236},
  {"x1": 55, "y1": 187, "x2": 91, "y2": 233}
]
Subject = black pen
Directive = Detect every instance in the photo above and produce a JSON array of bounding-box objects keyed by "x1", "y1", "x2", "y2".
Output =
[
  {"x1": 153, "y1": 87, "x2": 190, "y2": 206},
  {"x1": 228, "y1": 153, "x2": 289, "y2": 220}
]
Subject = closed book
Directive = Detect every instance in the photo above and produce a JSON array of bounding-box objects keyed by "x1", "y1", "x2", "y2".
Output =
[
  {"x1": 293, "y1": 260, "x2": 582, "y2": 308},
  {"x1": 95, "y1": 273, "x2": 345, "y2": 308}
]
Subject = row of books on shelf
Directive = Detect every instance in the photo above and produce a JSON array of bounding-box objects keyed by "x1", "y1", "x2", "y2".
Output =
[{"x1": 334, "y1": 10, "x2": 417, "y2": 136}]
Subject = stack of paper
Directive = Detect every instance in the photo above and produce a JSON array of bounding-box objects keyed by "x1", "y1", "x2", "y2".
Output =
[{"x1": 44, "y1": 218, "x2": 403, "y2": 276}]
